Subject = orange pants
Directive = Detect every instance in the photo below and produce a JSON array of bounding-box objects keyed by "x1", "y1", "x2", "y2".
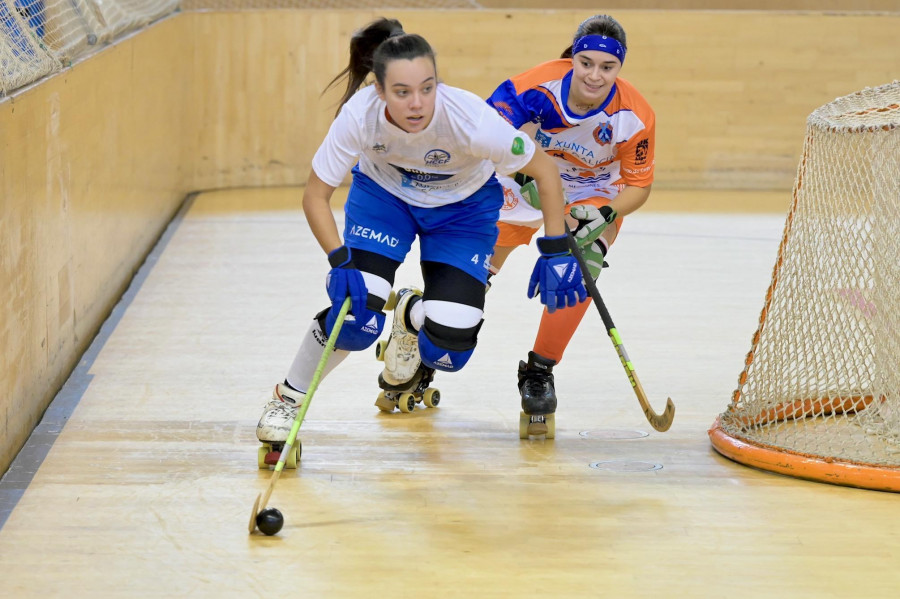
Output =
[{"x1": 496, "y1": 197, "x2": 621, "y2": 364}]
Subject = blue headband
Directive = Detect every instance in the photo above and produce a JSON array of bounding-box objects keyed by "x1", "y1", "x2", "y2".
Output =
[{"x1": 573, "y1": 35, "x2": 625, "y2": 64}]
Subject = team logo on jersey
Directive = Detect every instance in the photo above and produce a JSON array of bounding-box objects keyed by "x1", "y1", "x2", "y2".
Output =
[
  {"x1": 372, "y1": 142, "x2": 387, "y2": 153},
  {"x1": 424, "y1": 149, "x2": 451, "y2": 165},
  {"x1": 535, "y1": 130, "x2": 551, "y2": 148},
  {"x1": 635, "y1": 139, "x2": 649, "y2": 165},
  {"x1": 593, "y1": 122, "x2": 614, "y2": 145},
  {"x1": 501, "y1": 185, "x2": 518, "y2": 211}
]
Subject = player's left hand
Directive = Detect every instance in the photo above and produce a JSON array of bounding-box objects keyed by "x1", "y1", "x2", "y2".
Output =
[
  {"x1": 570, "y1": 204, "x2": 617, "y2": 248},
  {"x1": 527, "y1": 235, "x2": 587, "y2": 313}
]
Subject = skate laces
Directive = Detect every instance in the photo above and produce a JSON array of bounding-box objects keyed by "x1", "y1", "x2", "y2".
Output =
[
  {"x1": 266, "y1": 397, "x2": 298, "y2": 418},
  {"x1": 393, "y1": 290, "x2": 421, "y2": 363},
  {"x1": 521, "y1": 368, "x2": 553, "y2": 393}
]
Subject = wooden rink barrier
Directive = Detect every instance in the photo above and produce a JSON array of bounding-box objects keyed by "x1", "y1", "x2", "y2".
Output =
[{"x1": 0, "y1": 7, "x2": 899, "y2": 594}]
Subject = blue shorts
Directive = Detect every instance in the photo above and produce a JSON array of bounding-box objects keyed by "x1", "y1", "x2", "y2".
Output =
[{"x1": 342, "y1": 168, "x2": 504, "y2": 284}]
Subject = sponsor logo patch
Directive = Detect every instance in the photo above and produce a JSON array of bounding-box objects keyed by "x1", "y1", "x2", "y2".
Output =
[
  {"x1": 511, "y1": 136, "x2": 526, "y2": 155},
  {"x1": 362, "y1": 315, "x2": 380, "y2": 335},
  {"x1": 348, "y1": 225, "x2": 400, "y2": 247},
  {"x1": 435, "y1": 354, "x2": 454, "y2": 369},
  {"x1": 635, "y1": 139, "x2": 649, "y2": 165}
]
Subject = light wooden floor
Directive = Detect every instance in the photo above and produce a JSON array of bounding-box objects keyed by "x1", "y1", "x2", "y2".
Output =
[{"x1": 1, "y1": 188, "x2": 897, "y2": 598}]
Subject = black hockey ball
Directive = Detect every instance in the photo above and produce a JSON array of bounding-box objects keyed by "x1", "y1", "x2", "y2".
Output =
[{"x1": 256, "y1": 507, "x2": 284, "y2": 536}]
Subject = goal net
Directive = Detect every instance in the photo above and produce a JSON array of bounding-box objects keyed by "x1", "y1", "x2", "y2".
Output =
[
  {"x1": 1, "y1": 0, "x2": 178, "y2": 95},
  {"x1": 709, "y1": 81, "x2": 900, "y2": 492}
]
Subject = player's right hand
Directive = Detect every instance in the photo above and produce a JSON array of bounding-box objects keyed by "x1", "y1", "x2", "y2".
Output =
[
  {"x1": 527, "y1": 235, "x2": 587, "y2": 313},
  {"x1": 326, "y1": 245, "x2": 368, "y2": 320}
]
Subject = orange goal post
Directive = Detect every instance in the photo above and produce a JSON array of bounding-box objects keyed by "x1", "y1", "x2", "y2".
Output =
[{"x1": 709, "y1": 81, "x2": 900, "y2": 492}]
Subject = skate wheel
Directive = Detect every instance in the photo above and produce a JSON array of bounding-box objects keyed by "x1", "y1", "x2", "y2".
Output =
[
  {"x1": 375, "y1": 340, "x2": 388, "y2": 361},
  {"x1": 375, "y1": 391, "x2": 395, "y2": 412},
  {"x1": 518, "y1": 413, "x2": 529, "y2": 439},
  {"x1": 258, "y1": 442, "x2": 302, "y2": 469},
  {"x1": 384, "y1": 290, "x2": 398, "y2": 311},
  {"x1": 258, "y1": 445, "x2": 272, "y2": 469},
  {"x1": 423, "y1": 387, "x2": 440, "y2": 408},
  {"x1": 398, "y1": 392, "x2": 416, "y2": 413},
  {"x1": 284, "y1": 442, "x2": 301, "y2": 469},
  {"x1": 519, "y1": 412, "x2": 554, "y2": 439}
]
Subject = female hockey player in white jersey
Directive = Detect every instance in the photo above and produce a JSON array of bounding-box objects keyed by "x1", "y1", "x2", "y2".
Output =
[
  {"x1": 486, "y1": 14, "x2": 657, "y2": 438},
  {"x1": 256, "y1": 17, "x2": 587, "y2": 462}
]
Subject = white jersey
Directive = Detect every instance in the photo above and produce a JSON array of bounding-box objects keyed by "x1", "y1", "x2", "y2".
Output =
[{"x1": 311, "y1": 84, "x2": 536, "y2": 208}]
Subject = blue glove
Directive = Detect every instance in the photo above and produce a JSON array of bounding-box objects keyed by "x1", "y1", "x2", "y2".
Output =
[
  {"x1": 326, "y1": 246, "x2": 368, "y2": 321},
  {"x1": 527, "y1": 235, "x2": 587, "y2": 313}
]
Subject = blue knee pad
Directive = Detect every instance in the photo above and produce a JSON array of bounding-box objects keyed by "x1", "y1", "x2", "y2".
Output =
[
  {"x1": 325, "y1": 308, "x2": 385, "y2": 351},
  {"x1": 418, "y1": 328, "x2": 475, "y2": 373}
]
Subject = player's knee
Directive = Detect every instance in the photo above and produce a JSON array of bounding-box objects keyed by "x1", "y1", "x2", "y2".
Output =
[
  {"x1": 320, "y1": 306, "x2": 386, "y2": 352},
  {"x1": 418, "y1": 318, "x2": 483, "y2": 373}
]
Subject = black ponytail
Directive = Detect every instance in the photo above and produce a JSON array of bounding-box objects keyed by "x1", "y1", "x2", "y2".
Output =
[{"x1": 324, "y1": 18, "x2": 436, "y2": 117}]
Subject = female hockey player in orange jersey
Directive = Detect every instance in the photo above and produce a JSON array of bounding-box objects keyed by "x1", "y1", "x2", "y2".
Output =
[{"x1": 486, "y1": 14, "x2": 656, "y2": 437}]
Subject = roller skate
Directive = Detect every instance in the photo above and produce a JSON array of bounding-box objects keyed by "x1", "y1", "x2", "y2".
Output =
[
  {"x1": 518, "y1": 351, "x2": 557, "y2": 439},
  {"x1": 256, "y1": 383, "x2": 304, "y2": 469},
  {"x1": 375, "y1": 364, "x2": 439, "y2": 413},
  {"x1": 373, "y1": 287, "x2": 441, "y2": 412}
]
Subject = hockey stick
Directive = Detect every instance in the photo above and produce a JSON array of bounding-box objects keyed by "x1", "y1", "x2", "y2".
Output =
[
  {"x1": 248, "y1": 296, "x2": 351, "y2": 533},
  {"x1": 565, "y1": 224, "x2": 675, "y2": 432}
]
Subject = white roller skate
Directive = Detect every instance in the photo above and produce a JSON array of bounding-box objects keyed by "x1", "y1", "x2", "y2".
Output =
[
  {"x1": 373, "y1": 287, "x2": 440, "y2": 413},
  {"x1": 256, "y1": 383, "x2": 305, "y2": 469}
]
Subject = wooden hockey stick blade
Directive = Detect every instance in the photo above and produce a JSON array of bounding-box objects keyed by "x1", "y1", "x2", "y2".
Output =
[
  {"x1": 564, "y1": 223, "x2": 675, "y2": 431},
  {"x1": 629, "y1": 368, "x2": 675, "y2": 432},
  {"x1": 248, "y1": 493, "x2": 261, "y2": 533}
]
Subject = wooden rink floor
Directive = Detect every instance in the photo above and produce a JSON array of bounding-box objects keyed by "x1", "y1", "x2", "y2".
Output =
[{"x1": 1, "y1": 188, "x2": 898, "y2": 597}]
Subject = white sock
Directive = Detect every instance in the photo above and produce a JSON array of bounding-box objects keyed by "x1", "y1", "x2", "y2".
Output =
[{"x1": 285, "y1": 318, "x2": 349, "y2": 392}]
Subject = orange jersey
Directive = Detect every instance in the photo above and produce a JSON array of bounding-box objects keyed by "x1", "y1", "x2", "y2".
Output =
[{"x1": 488, "y1": 60, "x2": 655, "y2": 202}]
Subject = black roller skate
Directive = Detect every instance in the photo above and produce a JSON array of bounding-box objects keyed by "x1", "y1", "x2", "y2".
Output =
[{"x1": 518, "y1": 351, "x2": 557, "y2": 439}]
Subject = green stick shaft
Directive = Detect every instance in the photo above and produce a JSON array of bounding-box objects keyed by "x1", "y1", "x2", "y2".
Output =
[{"x1": 272, "y1": 297, "x2": 351, "y2": 473}]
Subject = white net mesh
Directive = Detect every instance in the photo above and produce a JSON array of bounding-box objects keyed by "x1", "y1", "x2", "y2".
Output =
[
  {"x1": 716, "y1": 81, "x2": 900, "y2": 480},
  {"x1": 180, "y1": 0, "x2": 480, "y2": 8},
  {"x1": 0, "y1": 0, "x2": 178, "y2": 95}
]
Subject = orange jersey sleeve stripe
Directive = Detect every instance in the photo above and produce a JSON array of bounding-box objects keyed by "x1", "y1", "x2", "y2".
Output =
[{"x1": 508, "y1": 60, "x2": 572, "y2": 95}]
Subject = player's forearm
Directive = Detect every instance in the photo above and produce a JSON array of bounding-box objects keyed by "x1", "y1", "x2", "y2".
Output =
[
  {"x1": 302, "y1": 172, "x2": 343, "y2": 254},
  {"x1": 608, "y1": 184, "x2": 651, "y2": 216},
  {"x1": 519, "y1": 151, "x2": 567, "y2": 237}
]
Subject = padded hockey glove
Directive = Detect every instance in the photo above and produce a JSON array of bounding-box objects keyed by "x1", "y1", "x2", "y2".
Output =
[
  {"x1": 569, "y1": 205, "x2": 617, "y2": 279},
  {"x1": 527, "y1": 235, "x2": 587, "y2": 313},
  {"x1": 324, "y1": 246, "x2": 384, "y2": 351},
  {"x1": 570, "y1": 204, "x2": 617, "y2": 248},
  {"x1": 326, "y1": 245, "x2": 368, "y2": 323},
  {"x1": 514, "y1": 172, "x2": 541, "y2": 209}
]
